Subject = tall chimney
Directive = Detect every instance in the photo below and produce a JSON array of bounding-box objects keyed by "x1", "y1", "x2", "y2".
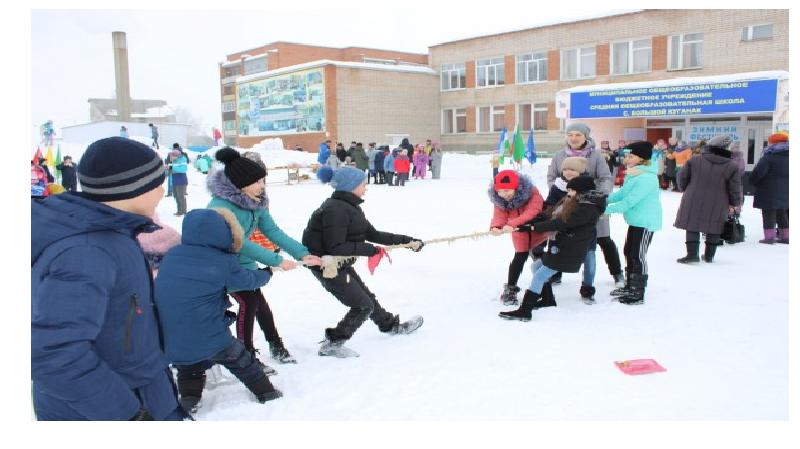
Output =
[{"x1": 112, "y1": 31, "x2": 132, "y2": 121}]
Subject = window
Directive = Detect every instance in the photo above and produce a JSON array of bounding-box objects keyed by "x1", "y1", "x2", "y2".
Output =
[
  {"x1": 222, "y1": 85, "x2": 235, "y2": 96},
  {"x1": 516, "y1": 52, "x2": 547, "y2": 83},
  {"x1": 441, "y1": 63, "x2": 466, "y2": 90},
  {"x1": 669, "y1": 33, "x2": 703, "y2": 70},
  {"x1": 442, "y1": 108, "x2": 467, "y2": 134},
  {"x1": 243, "y1": 57, "x2": 267, "y2": 75},
  {"x1": 561, "y1": 46, "x2": 595, "y2": 80},
  {"x1": 223, "y1": 120, "x2": 237, "y2": 130},
  {"x1": 223, "y1": 66, "x2": 241, "y2": 78},
  {"x1": 612, "y1": 39, "x2": 652, "y2": 75},
  {"x1": 477, "y1": 105, "x2": 505, "y2": 133},
  {"x1": 742, "y1": 24, "x2": 773, "y2": 41},
  {"x1": 476, "y1": 57, "x2": 505, "y2": 88},
  {"x1": 518, "y1": 103, "x2": 548, "y2": 131},
  {"x1": 221, "y1": 101, "x2": 236, "y2": 112}
]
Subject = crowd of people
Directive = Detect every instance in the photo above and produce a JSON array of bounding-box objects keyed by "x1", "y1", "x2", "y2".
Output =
[{"x1": 30, "y1": 124, "x2": 789, "y2": 420}]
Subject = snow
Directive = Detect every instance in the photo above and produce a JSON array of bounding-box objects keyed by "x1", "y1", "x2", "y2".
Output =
[{"x1": 146, "y1": 152, "x2": 787, "y2": 420}]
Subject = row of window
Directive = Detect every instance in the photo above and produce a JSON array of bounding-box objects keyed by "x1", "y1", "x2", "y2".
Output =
[
  {"x1": 440, "y1": 25, "x2": 774, "y2": 90},
  {"x1": 442, "y1": 103, "x2": 549, "y2": 134}
]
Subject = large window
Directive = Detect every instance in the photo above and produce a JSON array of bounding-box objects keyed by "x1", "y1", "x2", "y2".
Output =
[
  {"x1": 478, "y1": 105, "x2": 505, "y2": 132},
  {"x1": 441, "y1": 63, "x2": 466, "y2": 90},
  {"x1": 516, "y1": 52, "x2": 548, "y2": 83},
  {"x1": 561, "y1": 46, "x2": 596, "y2": 80},
  {"x1": 221, "y1": 101, "x2": 236, "y2": 112},
  {"x1": 223, "y1": 66, "x2": 241, "y2": 78},
  {"x1": 612, "y1": 39, "x2": 652, "y2": 75},
  {"x1": 518, "y1": 103, "x2": 549, "y2": 131},
  {"x1": 669, "y1": 33, "x2": 703, "y2": 70},
  {"x1": 741, "y1": 24, "x2": 773, "y2": 41},
  {"x1": 442, "y1": 108, "x2": 467, "y2": 134},
  {"x1": 223, "y1": 120, "x2": 237, "y2": 130},
  {"x1": 476, "y1": 57, "x2": 505, "y2": 88},
  {"x1": 243, "y1": 56, "x2": 268, "y2": 75}
]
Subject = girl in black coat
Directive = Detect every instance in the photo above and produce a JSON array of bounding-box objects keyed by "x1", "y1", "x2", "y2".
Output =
[
  {"x1": 302, "y1": 166, "x2": 425, "y2": 358},
  {"x1": 499, "y1": 176, "x2": 605, "y2": 322},
  {"x1": 750, "y1": 133, "x2": 790, "y2": 244}
]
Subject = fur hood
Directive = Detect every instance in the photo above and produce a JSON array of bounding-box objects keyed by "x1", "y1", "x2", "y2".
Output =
[
  {"x1": 207, "y1": 169, "x2": 269, "y2": 211},
  {"x1": 487, "y1": 173, "x2": 535, "y2": 210},
  {"x1": 210, "y1": 208, "x2": 245, "y2": 253}
]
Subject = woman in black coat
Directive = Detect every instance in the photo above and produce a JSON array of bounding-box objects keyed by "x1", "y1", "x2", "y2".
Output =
[
  {"x1": 302, "y1": 166, "x2": 425, "y2": 358},
  {"x1": 750, "y1": 133, "x2": 790, "y2": 244}
]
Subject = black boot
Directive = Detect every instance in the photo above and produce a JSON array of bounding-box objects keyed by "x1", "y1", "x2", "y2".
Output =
[
  {"x1": 268, "y1": 338, "x2": 297, "y2": 364},
  {"x1": 248, "y1": 348, "x2": 277, "y2": 376},
  {"x1": 177, "y1": 373, "x2": 205, "y2": 414},
  {"x1": 500, "y1": 283, "x2": 521, "y2": 305},
  {"x1": 549, "y1": 272, "x2": 562, "y2": 285},
  {"x1": 701, "y1": 241, "x2": 718, "y2": 263},
  {"x1": 533, "y1": 281, "x2": 557, "y2": 309},
  {"x1": 676, "y1": 241, "x2": 700, "y2": 264},
  {"x1": 246, "y1": 375, "x2": 282, "y2": 403},
  {"x1": 610, "y1": 268, "x2": 630, "y2": 297},
  {"x1": 579, "y1": 284, "x2": 596, "y2": 304},
  {"x1": 618, "y1": 273, "x2": 647, "y2": 305},
  {"x1": 498, "y1": 289, "x2": 538, "y2": 321}
]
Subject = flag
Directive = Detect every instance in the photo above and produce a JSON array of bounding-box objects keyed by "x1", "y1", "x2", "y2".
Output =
[
  {"x1": 512, "y1": 126, "x2": 525, "y2": 162},
  {"x1": 32, "y1": 146, "x2": 44, "y2": 164},
  {"x1": 525, "y1": 130, "x2": 537, "y2": 164},
  {"x1": 45, "y1": 146, "x2": 55, "y2": 168},
  {"x1": 55, "y1": 145, "x2": 63, "y2": 184},
  {"x1": 496, "y1": 128, "x2": 507, "y2": 163}
]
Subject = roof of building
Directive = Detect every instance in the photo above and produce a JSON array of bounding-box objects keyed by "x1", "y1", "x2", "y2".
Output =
[
  {"x1": 235, "y1": 59, "x2": 436, "y2": 84},
  {"x1": 223, "y1": 41, "x2": 427, "y2": 64}
]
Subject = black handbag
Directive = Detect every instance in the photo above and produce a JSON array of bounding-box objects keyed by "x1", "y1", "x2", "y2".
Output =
[{"x1": 721, "y1": 214, "x2": 745, "y2": 244}]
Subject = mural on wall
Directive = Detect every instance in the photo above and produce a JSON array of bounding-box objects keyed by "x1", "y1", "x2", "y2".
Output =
[{"x1": 237, "y1": 68, "x2": 325, "y2": 136}]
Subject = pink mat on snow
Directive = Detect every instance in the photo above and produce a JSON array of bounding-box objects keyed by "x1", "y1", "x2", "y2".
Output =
[{"x1": 615, "y1": 359, "x2": 667, "y2": 375}]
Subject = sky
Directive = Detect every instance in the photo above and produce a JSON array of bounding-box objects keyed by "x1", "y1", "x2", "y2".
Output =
[{"x1": 30, "y1": 6, "x2": 640, "y2": 143}]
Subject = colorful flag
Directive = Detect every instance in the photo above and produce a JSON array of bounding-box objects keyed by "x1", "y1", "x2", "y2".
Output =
[
  {"x1": 32, "y1": 146, "x2": 44, "y2": 164},
  {"x1": 512, "y1": 126, "x2": 525, "y2": 162},
  {"x1": 496, "y1": 128, "x2": 507, "y2": 163},
  {"x1": 55, "y1": 145, "x2": 63, "y2": 184},
  {"x1": 45, "y1": 146, "x2": 55, "y2": 168},
  {"x1": 525, "y1": 130, "x2": 537, "y2": 164}
]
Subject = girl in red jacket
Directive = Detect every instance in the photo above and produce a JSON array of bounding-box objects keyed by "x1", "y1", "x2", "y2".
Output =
[
  {"x1": 489, "y1": 170, "x2": 547, "y2": 305},
  {"x1": 393, "y1": 149, "x2": 411, "y2": 186}
]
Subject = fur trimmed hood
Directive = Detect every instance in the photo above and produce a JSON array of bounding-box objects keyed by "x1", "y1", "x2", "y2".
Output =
[
  {"x1": 487, "y1": 173, "x2": 535, "y2": 210},
  {"x1": 207, "y1": 169, "x2": 269, "y2": 211},
  {"x1": 180, "y1": 208, "x2": 244, "y2": 254},
  {"x1": 210, "y1": 208, "x2": 245, "y2": 253}
]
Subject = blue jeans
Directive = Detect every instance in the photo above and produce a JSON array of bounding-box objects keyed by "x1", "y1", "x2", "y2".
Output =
[
  {"x1": 528, "y1": 258, "x2": 558, "y2": 295},
  {"x1": 582, "y1": 250, "x2": 596, "y2": 287}
]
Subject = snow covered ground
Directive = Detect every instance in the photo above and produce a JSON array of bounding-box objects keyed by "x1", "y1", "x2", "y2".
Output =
[{"x1": 148, "y1": 151, "x2": 787, "y2": 421}]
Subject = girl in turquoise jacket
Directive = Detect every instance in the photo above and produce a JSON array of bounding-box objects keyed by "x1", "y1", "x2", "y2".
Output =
[
  {"x1": 207, "y1": 148, "x2": 321, "y2": 366},
  {"x1": 604, "y1": 141, "x2": 662, "y2": 305}
]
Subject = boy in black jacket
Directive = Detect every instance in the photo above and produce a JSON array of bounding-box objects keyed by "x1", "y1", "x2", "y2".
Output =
[{"x1": 302, "y1": 166, "x2": 425, "y2": 358}]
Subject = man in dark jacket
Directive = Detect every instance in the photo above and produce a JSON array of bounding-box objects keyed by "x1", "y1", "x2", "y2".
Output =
[
  {"x1": 38, "y1": 158, "x2": 55, "y2": 184},
  {"x1": 302, "y1": 166, "x2": 425, "y2": 358},
  {"x1": 750, "y1": 132, "x2": 790, "y2": 244},
  {"x1": 31, "y1": 137, "x2": 182, "y2": 421},
  {"x1": 336, "y1": 142, "x2": 348, "y2": 163},
  {"x1": 374, "y1": 147, "x2": 387, "y2": 184},
  {"x1": 56, "y1": 155, "x2": 78, "y2": 192}
]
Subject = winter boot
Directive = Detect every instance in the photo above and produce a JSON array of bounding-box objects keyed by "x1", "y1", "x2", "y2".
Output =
[
  {"x1": 500, "y1": 283, "x2": 521, "y2": 305},
  {"x1": 612, "y1": 272, "x2": 625, "y2": 288},
  {"x1": 177, "y1": 374, "x2": 205, "y2": 414},
  {"x1": 676, "y1": 241, "x2": 701, "y2": 264},
  {"x1": 246, "y1": 376, "x2": 282, "y2": 403},
  {"x1": 579, "y1": 284, "x2": 596, "y2": 305},
  {"x1": 610, "y1": 268, "x2": 630, "y2": 297},
  {"x1": 318, "y1": 338, "x2": 360, "y2": 358},
  {"x1": 532, "y1": 281, "x2": 557, "y2": 309},
  {"x1": 269, "y1": 338, "x2": 297, "y2": 364},
  {"x1": 777, "y1": 228, "x2": 789, "y2": 244},
  {"x1": 498, "y1": 289, "x2": 538, "y2": 322},
  {"x1": 248, "y1": 348, "x2": 278, "y2": 376},
  {"x1": 387, "y1": 315, "x2": 424, "y2": 335},
  {"x1": 759, "y1": 228, "x2": 777, "y2": 244},
  {"x1": 618, "y1": 273, "x2": 647, "y2": 305},
  {"x1": 701, "y1": 241, "x2": 719, "y2": 263},
  {"x1": 549, "y1": 271, "x2": 562, "y2": 285}
]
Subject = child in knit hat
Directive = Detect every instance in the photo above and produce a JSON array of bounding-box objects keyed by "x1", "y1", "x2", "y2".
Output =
[{"x1": 301, "y1": 165, "x2": 426, "y2": 358}]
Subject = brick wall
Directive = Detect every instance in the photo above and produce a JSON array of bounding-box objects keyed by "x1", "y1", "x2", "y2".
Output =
[
  {"x1": 652, "y1": 36, "x2": 667, "y2": 71},
  {"x1": 596, "y1": 43, "x2": 609, "y2": 76}
]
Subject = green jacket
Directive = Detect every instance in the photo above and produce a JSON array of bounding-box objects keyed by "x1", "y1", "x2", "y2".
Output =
[{"x1": 606, "y1": 162, "x2": 662, "y2": 231}]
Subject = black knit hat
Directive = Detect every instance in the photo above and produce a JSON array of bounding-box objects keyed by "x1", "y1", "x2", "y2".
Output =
[
  {"x1": 626, "y1": 141, "x2": 653, "y2": 160},
  {"x1": 215, "y1": 147, "x2": 266, "y2": 189},
  {"x1": 77, "y1": 137, "x2": 166, "y2": 202},
  {"x1": 566, "y1": 175, "x2": 596, "y2": 193}
]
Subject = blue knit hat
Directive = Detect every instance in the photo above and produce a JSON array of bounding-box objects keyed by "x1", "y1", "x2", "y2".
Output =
[
  {"x1": 317, "y1": 166, "x2": 366, "y2": 192},
  {"x1": 78, "y1": 137, "x2": 165, "y2": 202}
]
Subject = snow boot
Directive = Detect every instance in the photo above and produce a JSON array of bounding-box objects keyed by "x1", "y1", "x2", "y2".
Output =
[
  {"x1": 579, "y1": 284, "x2": 596, "y2": 305},
  {"x1": 269, "y1": 338, "x2": 297, "y2": 364},
  {"x1": 246, "y1": 376, "x2": 282, "y2": 403},
  {"x1": 500, "y1": 283, "x2": 521, "y2": 305},
  {"x1": 610, "y1": 268, "x2": 630, "y2": 297},
  {"x1": 701, "y1": 241, "x2": 719, "y2": 263},
  {"x1": 759, "y1": 228, "x2": 777, "y2": 244},
  {"x1": 387, "y1": 315, "x2": 424, "y2": 335},
  {"x1": 618, "y1": 273, "x2": 647, "y2": 305},
  {"x1": 549, "y1": 271, "x2": 562, "y2": 285},
  {"x1": 318, "y1": 338, "x2": 360, "y2": 358},
  {"x1": 177, "y1": 374, "x2": 205, "y2": 414},
  {"x1": 613, "y1": 272, "x2": 625, "y2": 288},
  {"x1": 498, "y1": 289, "x2": 538, "y2": 322},
  {"x1": 248, "y1": 348, "x2": 278, "y2": 376},
  {"x1": 777, "y1": 228, "x2": 789, "y2": 244},
  {"x1": 532, "y1": 281, "x2": 557, "y2": 309},
  {"x1": 676, "y1": 241, "x2": 700, "y2": 264}
]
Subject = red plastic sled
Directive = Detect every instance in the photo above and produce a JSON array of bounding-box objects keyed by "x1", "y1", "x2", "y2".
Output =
[{"x1": 615, "y1": 359, "x2": 666, "y2": 375}]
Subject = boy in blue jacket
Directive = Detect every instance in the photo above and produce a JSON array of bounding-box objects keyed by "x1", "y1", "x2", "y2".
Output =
[{"x1": 155, "y1": 208, "x2": 281, "y2": 413}]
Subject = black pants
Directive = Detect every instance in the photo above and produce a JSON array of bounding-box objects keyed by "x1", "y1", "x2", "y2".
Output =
[
  {"x1": 229, "y1": 288, "x2": 281, "y2": 350},
  {"x1": 386, "y1": 172, "x2": 394, "y2": 186},
  {"x1": 152, "y1": 137, "x2": 159, "y2": 149},
  {"x1": 686, "y1": 231, "x2": 720, "y2": 246},
  {"x1": 174, "y1": 338, "x2": 269, "y2": 400},
  {"x1": 309, "y1": 265, "x2": 396, "y2": 341},
  {"x1": 597, "y1": 236, "x2": 622, "y2": 276},
  {"x1": 396, "y1": 172, "x2": 409, "y2": 186},
  {"x1": 173, "y1": 184, "x2": 187, "y2": 215},
  {"x1": 761, "y1": 209, "x2": 789, "y2": 229},
  {"x1": 507, "y1": 251, "x2": 530, "y2": 286},
  {"x1": 63, "y1": 181, "x2": 77, "y2": 192},
  {"x1": 663, "y1": 175, "x2": 678, "y2": 190},
  {"x1": 376, "y1": 170, "x2": 385, "y2": 184},
  {"x1": 623, "y1": 226, "x2": 654, "y2": 276}
]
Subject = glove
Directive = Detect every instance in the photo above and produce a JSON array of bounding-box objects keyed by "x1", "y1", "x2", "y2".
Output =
[
  {"x1": 409, "y1": 240, "x2": 424, "y2": 252},
  {"x1": 224, "y1": 310, "x2": 238, "y2": 326},
  {"x1": 516, "y1": 224, "x2": 532, "y2": 232},
  {"x1": 129, "y1": 408, "x2": 154, "y2": 421}
]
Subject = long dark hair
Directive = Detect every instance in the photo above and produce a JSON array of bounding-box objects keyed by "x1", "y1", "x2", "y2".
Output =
[{"x1": 553, "y1": 194, "x2": 578, "y2": 223}]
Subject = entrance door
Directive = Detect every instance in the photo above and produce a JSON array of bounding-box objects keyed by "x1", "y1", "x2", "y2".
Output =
[
  {"x1": 745, "y1": 125, "x2": 772, "y2": 170},
  {"x1": 646, "y1": 128, "x2": 673, "y2": 144}
]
